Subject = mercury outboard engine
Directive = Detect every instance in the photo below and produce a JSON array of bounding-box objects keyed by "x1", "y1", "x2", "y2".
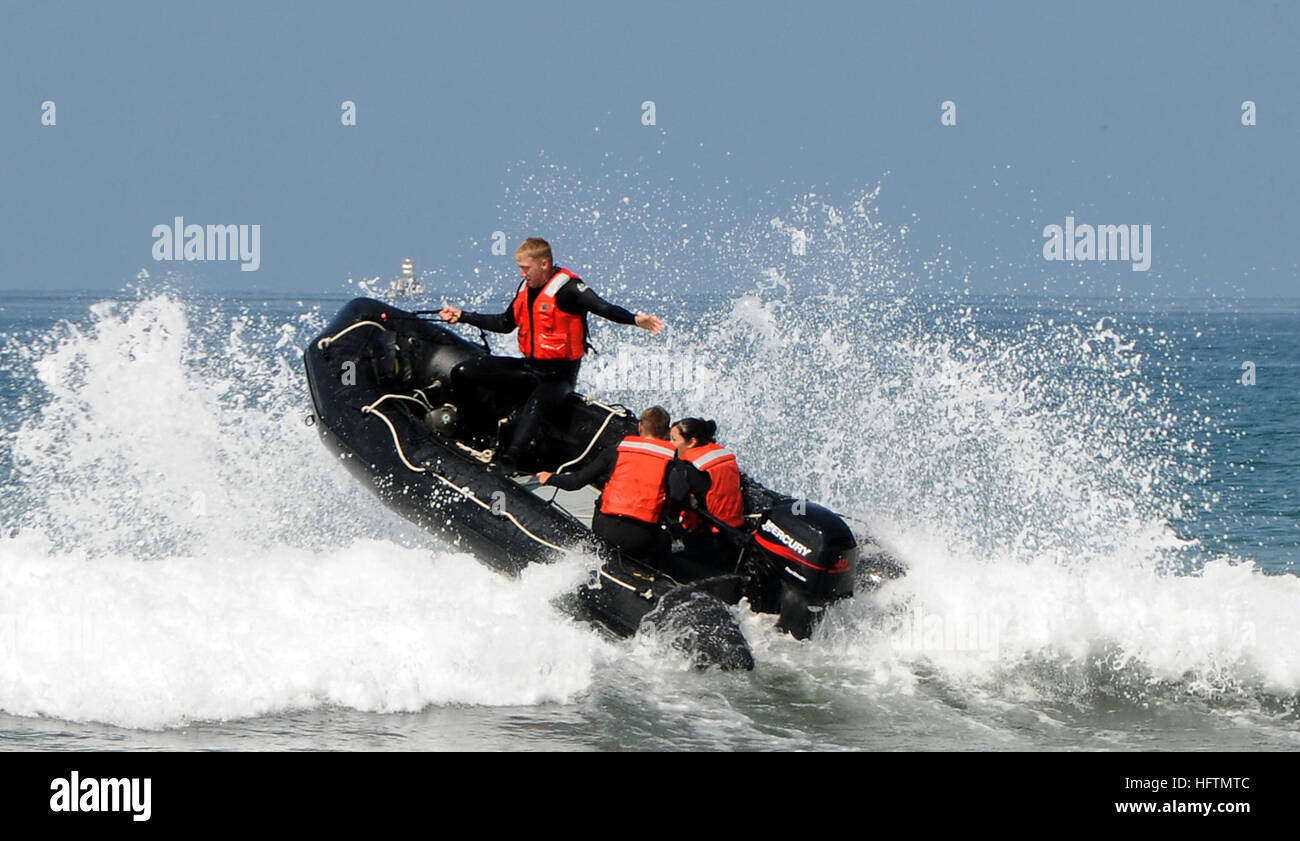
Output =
[{"x1": 742, "y1": 501, "x2": 857, "y2": 639}]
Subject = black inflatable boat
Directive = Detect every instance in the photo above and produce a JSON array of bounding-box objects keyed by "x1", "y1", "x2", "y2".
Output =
[{"x1": 303, "y1": 298, "x2": 900, "y2": 670}]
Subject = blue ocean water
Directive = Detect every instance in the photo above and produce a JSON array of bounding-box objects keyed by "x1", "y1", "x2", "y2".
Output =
[{"x1": 0, "y1": 275, "x2": 1296, "y2": 750}]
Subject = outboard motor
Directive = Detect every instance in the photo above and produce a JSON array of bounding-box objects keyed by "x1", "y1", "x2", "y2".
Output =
[{"x1": 743, "y1": 501, "x2": 857, "y2": 639}]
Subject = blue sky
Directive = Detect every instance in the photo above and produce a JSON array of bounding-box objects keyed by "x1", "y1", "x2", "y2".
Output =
[{"x1": 2, "y1": 0, "x2": 1297, "y2": 298}]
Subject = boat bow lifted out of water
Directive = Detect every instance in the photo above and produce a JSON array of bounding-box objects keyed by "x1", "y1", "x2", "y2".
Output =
[{"x1": 303, "y1": 297, "x2": 901, "y2": 670}]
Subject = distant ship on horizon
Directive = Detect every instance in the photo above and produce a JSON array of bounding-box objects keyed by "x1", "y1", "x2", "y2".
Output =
[{"x1": 390, "y1": 257, "x2": 423, "y2": 296}]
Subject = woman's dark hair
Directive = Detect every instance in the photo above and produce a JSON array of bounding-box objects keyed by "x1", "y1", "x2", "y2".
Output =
[{"x1": 672, "y1": 417, "x2": 717, "y2": 446}]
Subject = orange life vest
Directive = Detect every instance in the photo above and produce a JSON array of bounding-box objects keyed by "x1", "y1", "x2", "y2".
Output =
[
  {"x1": 512, "y1": 268, "x2": 586, "y2": 361},
  {"x1": 680, "y1": 443, "x2": 745, "y2": 531},
  {"x1": 599, "y1": 436, "x2": 677, "y2": 524}
]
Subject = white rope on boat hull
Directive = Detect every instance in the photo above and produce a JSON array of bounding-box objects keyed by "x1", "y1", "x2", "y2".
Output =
[
  {"x1": 553, "y1": 403, "x2": 619, "y2": 476},
  {"x1": 360, "y1": 399, "x2": 567, "y2": 553},
  {"x1": 317, "y1": 320, "x2": 386, "y2": 349}
]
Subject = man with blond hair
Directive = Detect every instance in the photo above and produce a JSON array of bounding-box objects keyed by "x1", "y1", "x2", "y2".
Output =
[{"x1": 439, "y1": 238, "x2": 663, "y2": 472}]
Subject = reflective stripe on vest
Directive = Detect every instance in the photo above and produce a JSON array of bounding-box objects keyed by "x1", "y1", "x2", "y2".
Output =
[
  {"x1": 600, "y1": 436, "x2": 676, "y2": 524},
  {"x1": 512, "y1": 267, "x2": 586, "y2": 361},
  {"x1": 682, "y1": 443, "x2": 745, "y2": 530}
]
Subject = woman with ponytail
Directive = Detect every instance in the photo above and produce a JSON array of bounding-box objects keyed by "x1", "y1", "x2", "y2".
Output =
[{"x1": 670, "y1": 417, "x2": 746, "y2": 565}]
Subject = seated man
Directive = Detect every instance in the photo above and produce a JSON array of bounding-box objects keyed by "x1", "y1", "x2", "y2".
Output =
[
  {"x1": 537, "y1": 406, "x2": 707, "y2": 564},
  {"x1": 439, "y1": 237, "x2": 663, "y2": 471}
]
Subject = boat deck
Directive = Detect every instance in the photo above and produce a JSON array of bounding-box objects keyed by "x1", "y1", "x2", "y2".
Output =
[{"x1": 514, "y1": 475, "x2": 600, "y2": 528}]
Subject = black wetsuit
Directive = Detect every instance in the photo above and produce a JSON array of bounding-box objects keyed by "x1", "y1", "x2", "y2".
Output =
[
  {"x1": 454, "y1": 278, "x2": 637, "y2": 461},
  {"x1": 545, "y1": 445, "x2": 710, "y2": 563}
]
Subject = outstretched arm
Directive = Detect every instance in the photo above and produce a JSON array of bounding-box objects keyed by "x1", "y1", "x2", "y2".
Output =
[
  {"x1": 440, "y1": 303, "x2": 517, "y2": 333},
  {"x1": 557, "y1": 284, "x2": 663, "y2": 334},
  {"x1": 538, "y1": 446, "x2": 616, "y2": 491}
]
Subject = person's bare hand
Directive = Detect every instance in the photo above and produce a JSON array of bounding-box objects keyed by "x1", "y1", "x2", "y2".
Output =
[
  {"x1": 635, "y1": 313, "x2": 663, "y2": 335},
  {"x1": 439, "y1": 305, "x2": 462, "y2": 323}
]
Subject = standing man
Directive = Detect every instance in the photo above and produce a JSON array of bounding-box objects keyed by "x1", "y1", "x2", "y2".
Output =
[{"x1": 439, "y1": 238, "x2": 663, "y2": 471}]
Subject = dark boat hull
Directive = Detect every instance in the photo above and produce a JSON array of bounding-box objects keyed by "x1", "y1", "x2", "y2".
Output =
[{"x1": 303, "y1": 298, "x2": 900, "y2": 669}]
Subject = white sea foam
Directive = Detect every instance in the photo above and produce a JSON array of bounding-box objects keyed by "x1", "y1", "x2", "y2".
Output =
[
  {"x1": 0, "y1": 533, "x2": 606, "y2": 729},
  {"x1": 0, "y1": 291, "x2": 610, "y2": 728},
  {"x1": 2, "y1": 171, "x2": 1297, "y2": 736},
  {"x1": 506, "y1": 171, "x2": 1298, "y2": 705}
]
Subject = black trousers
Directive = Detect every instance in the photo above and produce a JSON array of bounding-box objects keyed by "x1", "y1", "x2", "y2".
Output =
[
  {"x1": 593, "y1": 510, "x2": 669, "y2": 563},
  {"x1": 450, "y1": 355, "x2": 578, "y2": 457}
]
